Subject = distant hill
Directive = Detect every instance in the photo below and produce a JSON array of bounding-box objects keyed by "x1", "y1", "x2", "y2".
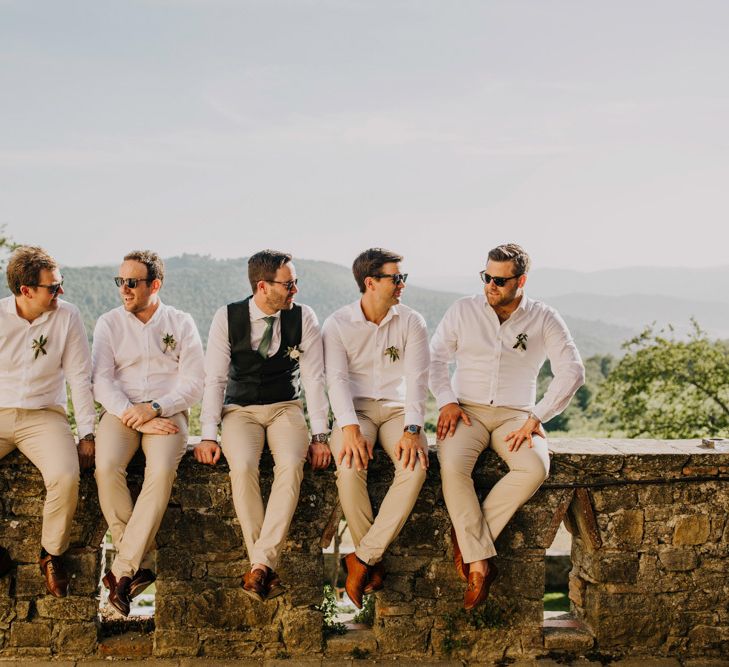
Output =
[{"x1": 0, "y1": 254, "x2": 633, "y2": 357}]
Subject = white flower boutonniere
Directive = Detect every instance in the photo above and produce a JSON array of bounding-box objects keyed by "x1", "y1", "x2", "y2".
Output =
[
  {"x1": 513, "y1": 333, "x2": 528, "y2": 351},
  {"x1": 286, "y1": 345, "x2": 302, "y2": 361},
  {"x1": 162, "y1": 333, "x2": 177, "y2": 354},
  {"x1": 32, "y1": 334, "x2": 49, "y2": 360},
  {"x1": 385, "y1": 346, "x2": 400, "y2": 362}
]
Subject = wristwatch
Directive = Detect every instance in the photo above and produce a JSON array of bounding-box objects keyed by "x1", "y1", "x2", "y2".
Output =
[
  {"x1": 403, "y1": 424, "x2": 421, "y2": 435},
  {"x1": 151, "y1": 401, "x2": 162, "y2": 416},
  {"x1": 311, "y1": 433, "x2": 329, "y2": 444}
]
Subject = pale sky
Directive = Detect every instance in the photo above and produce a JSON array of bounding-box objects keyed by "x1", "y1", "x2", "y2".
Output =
[{"x1": 2, "y1": 0, "x2": 728, "y2": 284}]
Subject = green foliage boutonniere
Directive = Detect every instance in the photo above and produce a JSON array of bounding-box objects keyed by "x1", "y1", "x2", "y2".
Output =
[
  {"x1": 513, "y1": 333, "x2": 528, "y2": 351},
  {"x1": 32, "y1": 334, "x2": 49, "y2": 360},
  {"x1": 385, "y1": 346, "x2": 400, "y2": 362},
  {"x1": 162, "y1": 333, "x2": 177, "y2": 353}
]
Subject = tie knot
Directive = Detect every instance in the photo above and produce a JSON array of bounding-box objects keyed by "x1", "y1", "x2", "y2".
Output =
[{"x1": 264, "y1": 316, "x2": 275, "y2": 325}]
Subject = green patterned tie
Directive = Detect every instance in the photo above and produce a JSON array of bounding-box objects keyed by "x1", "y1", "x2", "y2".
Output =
[{"x1": 258, "y1": 316, "x2": 275, "y2": 359}]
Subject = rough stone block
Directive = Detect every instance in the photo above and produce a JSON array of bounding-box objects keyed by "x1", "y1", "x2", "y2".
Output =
[
  {"x1": 9, "y1": 620, "x2": 52, "y2": 647},
  {"x1": 154, "y1": 629, "x2": 200, "y2": 657},
  {"x1": 658, "y1": 546, "x2": 699, "y2": 572},
  {"x1": 673, "y1": 514, "x2": 711, "y2": 546},
  {"x1": 375, "y1": 616, "x2": 433, "y2": 654},
  {"x1": 52, "y1": 621, "x2": 98, "y2": 656},
  {"x1": 281, "y1": 608, "x2": 323, "y2": 654},
  {"x1": 35, "y1": 595, "x2": 98, "y2": 620},
  {"x1": 608, "y1": 509, "x2": 644, "y2": 548},
  {"x1": 14, "y1": 564, "x2": 46, "y2": 597},
  {"x1": 543, "y1": 625, "x2": 594, "y2": 651}
]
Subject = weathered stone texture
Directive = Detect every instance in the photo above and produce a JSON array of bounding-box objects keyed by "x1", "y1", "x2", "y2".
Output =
[{"x1": 1, "y1": 438, "x2": 728, "y2": 661}]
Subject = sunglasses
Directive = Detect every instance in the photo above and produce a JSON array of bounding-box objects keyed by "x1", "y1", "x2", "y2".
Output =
[
  {"x1": 114, "y1": 277, "x2": 153, "y2": 289},
  {"x1": 267, "y1": 278, "x2": 298, "y2": 291},
  {"x1": 479, "y1": 271, "x2": 522, "y2": 287},
  {"x1": 33, "y1": 277, "x2": 64, "y2": 296},
  {"x1": 372, "y1": 273, "x2": 408, "y2": 285}
]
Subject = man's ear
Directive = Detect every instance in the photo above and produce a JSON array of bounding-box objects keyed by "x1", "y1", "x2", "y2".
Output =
[
  {"x1": 151, "y1": 279, "x2": 163, "y2": 294},
  {"x1": 518, "y1": 274, "x2": 528, "y2": 289}
]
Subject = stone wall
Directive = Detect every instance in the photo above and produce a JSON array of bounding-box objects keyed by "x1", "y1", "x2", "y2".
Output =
[{"x1": 0, "y1": 439, "x2": 727, "y2": 661}]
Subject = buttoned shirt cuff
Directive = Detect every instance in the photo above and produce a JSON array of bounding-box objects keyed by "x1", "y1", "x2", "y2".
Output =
[
  {"x1": 336, "y1": 412, "x2": 360, "y2": 429},
  {"x1": 310, "y1": 419, "x2": 330, "y2": 436},
  {"x1": 404, "y1": 411, "x2": 425, "y2": 428},
  {"x1": 435, "y1": 391, "x2": 459, "y2": 410},
  {"x1": 531, "y1": 405, "x2": 550, "y2": 424},
  {"x1": 76, "y1": 420, "x2": 96, "y2": 439},
  {"x1": 201, "y1": 424, "x2": 219, "y2": 441}
]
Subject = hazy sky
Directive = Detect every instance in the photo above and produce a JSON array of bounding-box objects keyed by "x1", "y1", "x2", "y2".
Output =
[{"x1": 2, "y1": 0, "x2": 728, "y2": 282}]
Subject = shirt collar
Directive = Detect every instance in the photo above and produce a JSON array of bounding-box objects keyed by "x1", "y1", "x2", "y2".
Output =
[
  {"x1": 124, "y1": 299, "x2": 165, "y2": 324},
  {"x1": 2, "y1": 295, "x2": 54, "y2": 325},
  {"x1": 250, "y1": 298, "x2": 281, "y2": 322},
  {"x1": 482, "y1": 292, "x2": 531, "y2": 318},
  {"x1": 350, "y1": 300, "x2": 399, "y2": 324}
]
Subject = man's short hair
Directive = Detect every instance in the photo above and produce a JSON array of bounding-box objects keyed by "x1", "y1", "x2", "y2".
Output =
[
  {"x1": 352, "y1": 248, "x2": 404, "y2": 294},
  {"x1": 487, "y1": 243, "x2": 531, "y2": 275},
  {"x1": 248, "y1": 250, "x2": 293, "y2": 293},
  {"x1": 124, "y1": 250, "x2": 165, "y2": 283},
  {"x1": 6, "y1": 246, "x2": 58, "y2": 296}
]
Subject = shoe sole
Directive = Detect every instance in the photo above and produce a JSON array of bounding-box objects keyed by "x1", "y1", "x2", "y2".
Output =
[
  {"x1": 129, "y1": 578, "x2": 156, "y2": 599},
  {"x1": 267, "y1": 586, "x2": 285, "y2": 600},
  {"x1": 241, "y1": 587, "x2": 266, "y2": 603}
]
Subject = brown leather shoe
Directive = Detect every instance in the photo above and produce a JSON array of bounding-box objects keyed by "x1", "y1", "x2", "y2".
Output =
[
  {"x1": 129, "y1": 568, "x2": 156, "y2": 599},
  {"x1": 450, "y1": 526, "x2": 469, "y2": 582},
  {"x1": 242, "y1": 568, "x2": 268, "y2": 602},
  {"x1": 103, "y1": 570, "x2": 132, "y2": 616},
  {"x1": 39, "y1": 552, "x2": 69, "y2": 597},
  {"x1": 463, "y1": 560, "x2": 498, "y2": 611},
  {"x1": 0, "y1": 546, "x2": 12, "y2": 578},
  {"x1": 266, "y1": 570, "x2": 285, "y2": 600},
  {"x1": 363, "y1": 561, "x2": 385, "y2": 595},
  {"x1": 342, "y1": 553, "x2": 369, "y2": 609}
]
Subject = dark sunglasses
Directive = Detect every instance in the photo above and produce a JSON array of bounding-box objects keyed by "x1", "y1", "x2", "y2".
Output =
[
  {"x1": 267, "y1": 278, "x2": 298, "y2": 291},
  {"x1": 372, "y1": 273, "x2": 408, "y2": 285},
  {"x1": 114, "y1": 277, "x2": 153, "y2": 289},
  {"x1": 479, "y1": 271, "x2": 522, "y2": 287},
  {"x1": 32, "y1": 277, "x2": 64, "y2": 296}
]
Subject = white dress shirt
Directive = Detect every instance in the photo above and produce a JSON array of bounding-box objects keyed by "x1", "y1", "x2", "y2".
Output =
[
  {"x1": 92, "y1": 301, "x2": 204, "y2": 418},
  {"x1": 0, "y1": 296, "x2": 96, "y2": 437},
  {"x1": 200, "y1": 299, "x2": 329, "y2": 440},
  {"x1": 322, "y1": 300, "x2": 430, "y2": 428},
  {"x1": 429, "y1": 294, "x2": 585, "y2": 424}
]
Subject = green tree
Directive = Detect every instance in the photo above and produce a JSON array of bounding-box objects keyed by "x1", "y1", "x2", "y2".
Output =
[{"x1": 596, "y1": 322, "x2": 729, "y2": 438}]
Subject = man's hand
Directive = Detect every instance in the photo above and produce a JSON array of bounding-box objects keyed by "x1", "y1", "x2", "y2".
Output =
[
  {"x1": 77, "y1": 438, "x2": 95, "y2": 470},
  {"x1": 504, "y1": 417, "x2": 545, "y2": 452},
  {"x1": 336, "y1": 425, "x2": 374, "y2": 471},
  {"x1": 436, "y1": 402, "x2": 472, "y2": 440},
  {"x1": 121, "y1": 403, "x2": 157, "y2": 429},
  {"x1": 307, "y1": 442, "x2": 332, "y2": 470},
  {"x1": 395, "y1": 432, "x2": 429, "y2": 470},
  {"x1": 194, "y1": 439, "x2": 222, "y2": 465},
  {"x1": 136, "y1": 417, "x2": 180, "y2": 435}
]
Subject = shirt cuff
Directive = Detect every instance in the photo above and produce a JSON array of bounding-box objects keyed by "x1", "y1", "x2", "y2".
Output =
[
  {"x1": 310, "y1": 419, "x2": 330, "y2": 436},
  {"x1": 404, "y1": 411, "x2": 425, "y2": 428},
  {"x1": 435, "y1": 391, "x2": 459, "y2": 410},
  {"x1": 335, "y1": 411, "x2": 359, "y2": 428},
  {"x1": 76, "y1": 420, "x2": 96, "y2": 439},
  {"x1": 201, "y1": 424, "x2": 219, "y2": 441}
]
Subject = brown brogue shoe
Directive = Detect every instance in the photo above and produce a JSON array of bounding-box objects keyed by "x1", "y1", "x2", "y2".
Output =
[
  {"x1": 450, "y1": 526, "x2": 469, "y2": 582},
  {"x1": 463, "y1": 560, "x2": 498, "y2": 611},
  {"x1": 103, "y1": 571, "x2": 132, "y2": 616},
  {"x1": 266, "y1": 570, "x2": 285, "y2": 600},
  {"x1": 0, "y1": 546, "x2": 12, "y2": 578},
  {"x1": 242, "y1": 568, "x2": 268, "y2": 602},
  {"x1": 39, "y1": 552, "x2": 69, "y2": 597},
  {"x1": 129, "y1": 568, "x2": 156, "y2": 599},
  {"x1": 363, "y1": 561, "x2": 385, "y2": 595},
  {"x1": 342, "y1": 553, "x2": 369, "y2": 609}
]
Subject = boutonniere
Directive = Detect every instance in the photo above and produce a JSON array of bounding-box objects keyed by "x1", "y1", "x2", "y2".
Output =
[
  {"x1": 162, "y1": 333, "x2": 177, "y2": 353},
  {"x1": 385, "y1": 346, "x2": 400, "y2": 362},
  {"x1": 513, "y1": 333, "x2": 528, "y2": 351},
  {"x1": 286, "y1": 345, "x2": 302, "y2": 361},
  {"x1": 32, "y1": 334, "x2": 49, "y2": 360}
]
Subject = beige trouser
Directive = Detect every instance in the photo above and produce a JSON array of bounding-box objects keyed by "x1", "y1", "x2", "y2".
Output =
[
  {"x1": 438, "y1": 403, "x2": 550, "y2": 562},
  {"x1": 221, "y1": 400, "x2": 309, "y2": 570},
  {"x1": 95, "y1": 412, "x2": 188, "y2": 579},
  {"x1": 0, "y1": 407, "x2": 80, "y2": 556},
  {"x1": 330, "y1": 398, "x2": 427, "y2": 566}
]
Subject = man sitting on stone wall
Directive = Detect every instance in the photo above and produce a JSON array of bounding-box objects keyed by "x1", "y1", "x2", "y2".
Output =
[
  {"x1": 322, "y1": 248, "x2": 430, "y2": 608},
  {"x1": 430, "y1": 242, "x2": 585, "y2": 610},
  {"x1": 93, "y1": 250, "x2": 204, "y2": 616},
  {"x1": 0, "y1": 246, "x2": 96, "y2": 596},
  {"x1": 194, "y1": 249, "x2": 331, "y2": 602}
]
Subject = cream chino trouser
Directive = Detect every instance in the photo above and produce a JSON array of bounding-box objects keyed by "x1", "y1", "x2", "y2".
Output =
[
  {"x1": 438, "y1": 403, "x2": 550, "y2": 563},
  {"x1": 221, "y1": 401, "x2": 309, "y2": 571},
  {"x1": 95, "y1": 412, "x2": 188, "y2": 580},
  {"x1": 0, "y1": 407, "x2": 80, "y2": 556},
  {"x1": 330, "y1": 398, "x2": 427, "y2": 566}
]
